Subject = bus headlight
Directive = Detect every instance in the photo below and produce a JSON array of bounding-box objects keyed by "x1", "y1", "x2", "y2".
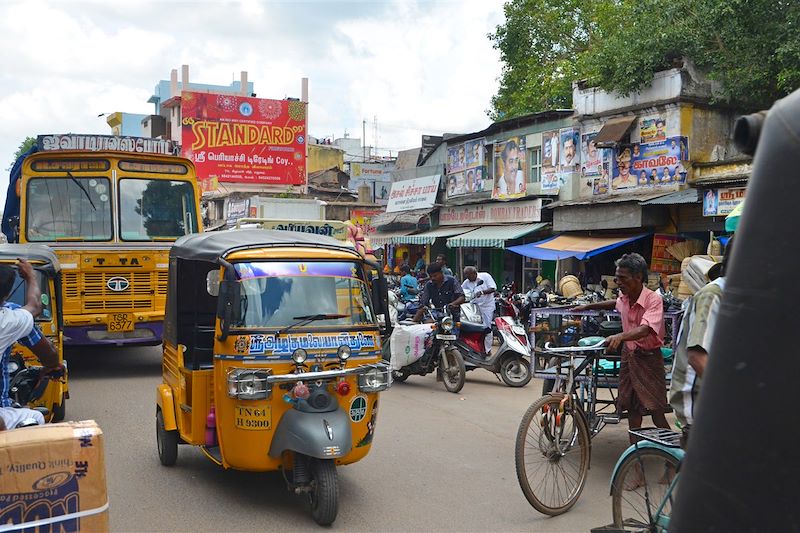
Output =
[
  {"x1": 337, "y1": 345, "x2": 352, "y2": 361},
  {"x1": 357, "y1": 365, "x2": 391, "y2": 392},
  {"x1": 227, "y1": 369, "x2": 272, "y2": 400},
  {"x1": 292, "y1": 348, "x2": 308, "y2": 365},
  {"x1": 441, "y1": 317, "x2": 454, "y2": 332}
]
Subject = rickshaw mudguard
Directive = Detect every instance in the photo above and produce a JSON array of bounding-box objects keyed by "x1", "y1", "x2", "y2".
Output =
[
  {"x1": 608, "y1": 441, "x2": 685, "y2": 494},
  {"x1": 156, "y1": 384, "x2": 178, "y2": 431},
  {"x1": 268, "y1": 407, "x2": 353, "y2": 459}
]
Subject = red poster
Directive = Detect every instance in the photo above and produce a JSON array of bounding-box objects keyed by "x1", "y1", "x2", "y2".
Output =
[{"x1": 181, "y1": 91, "x2": 306, "y2": 185}]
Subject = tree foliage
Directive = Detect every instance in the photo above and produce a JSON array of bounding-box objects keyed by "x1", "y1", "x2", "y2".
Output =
[
  {"x1": 490, "y1": 0, "x2": 800, "y2": 119},
  {"x1": 9, "y1": 137, "x2": 36, "y2": 170}
]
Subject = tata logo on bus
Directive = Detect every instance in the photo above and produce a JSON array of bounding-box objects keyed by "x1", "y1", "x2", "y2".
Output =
[{"x1": 106, "y1": 277, "x2": 130, "y2": 292}]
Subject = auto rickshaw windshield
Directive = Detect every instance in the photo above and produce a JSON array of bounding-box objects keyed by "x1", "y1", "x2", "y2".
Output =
[
  {"x1": 231, "y1": 261, "x2": 376, "y2": 328},
  {"x1": 5, "y1": 271, "x2": 53, "y2": 321}
]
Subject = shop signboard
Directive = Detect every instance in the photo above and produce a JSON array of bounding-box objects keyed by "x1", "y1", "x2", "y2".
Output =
[
  {"x1": 492, "y1": 136, "x2": 527, "y2": 200},
  {"x1": 37, "y1": 133, "x2": 178, "y2": 155},
  {"x1": 386, "y1": 174, "x2": 441, "y2": 213},
  {"x1": 703, "y1": 187, "x2": 745, "y2": 216},
  {"x1": 253, "y1": 219, "x2": 348, "y2": 239},
  {"x1": 350, "y1": 209, "x2": 382, "y2": 236},
  {"x1": 439, "y1": 199, "x2": 542, "y2": 226},
  {"x1": 181, "y1": 91, "x2": 307, "y2": 186},
  {"x1": 226, "y1": 198, "x2": 250, "y2": 226},
  {"x1": 446, "y1": 138, "x2": 489, "y2": 198},
  {"x1": 349, "y1": 162, "x2": 391, "y2": 205}
]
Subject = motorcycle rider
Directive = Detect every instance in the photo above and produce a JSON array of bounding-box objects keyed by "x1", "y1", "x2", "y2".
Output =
[
  {"x1": 0, "y1": 260, "x2": 60, "y2": 431},
  {"x1": 461, "y1": 266, "x2": 497, "y2": 354},
  {"x1": 413, "y1": 263, "x2": 465, "y2": 323},
  {"x1": 399, "y1": 264, "x2": 419, "y2": 302}
]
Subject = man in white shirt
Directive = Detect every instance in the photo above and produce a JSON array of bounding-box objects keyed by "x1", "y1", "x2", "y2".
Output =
[
  {"x1": 461, "y1": 266, "x2": 497, "y2": 354},
  {"x1": 0, "y1": 259, "x2": 58, "y2": 431}
]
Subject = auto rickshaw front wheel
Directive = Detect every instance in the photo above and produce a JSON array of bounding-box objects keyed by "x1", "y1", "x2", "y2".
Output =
[
  {"x1": 156, "y1": 409, "x2": 179, "y2": 466},
  {"x1": 309, "y1": 459, "x2": 338, "y2": 526}
]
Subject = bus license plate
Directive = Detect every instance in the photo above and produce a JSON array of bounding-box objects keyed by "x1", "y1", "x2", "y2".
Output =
[
  {"x1": 436, "y1": 334, "x2": 456, "y2": 340},
  {"x1": 107, "y1": 313, "x2": 134, "y2": 332},
  {"x1": 235, "y1": 405, "x2": 272, "y2": 430}
]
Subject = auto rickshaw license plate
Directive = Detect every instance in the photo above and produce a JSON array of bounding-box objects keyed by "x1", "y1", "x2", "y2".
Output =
[
  {"x1": 107, "y1": 313, "x2": 134, "y2": 332},
  {"x1": 235, "y1": 405, "x2": 272, "y2": 430}
]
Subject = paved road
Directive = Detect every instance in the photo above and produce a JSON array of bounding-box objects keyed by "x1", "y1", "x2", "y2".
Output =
[{"x1": 65, "y1": 346, "x2": 635, "y2": 532}]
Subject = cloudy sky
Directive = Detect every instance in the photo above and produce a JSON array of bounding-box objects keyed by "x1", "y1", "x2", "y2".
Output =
[{"x1": 0, "y1": 0, "x2": 506, "y2": 178}]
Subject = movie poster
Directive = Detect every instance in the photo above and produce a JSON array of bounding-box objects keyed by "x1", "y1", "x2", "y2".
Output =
[
  {"x1": 613, "y1": 136, "x2": 689, "y2": 190},
  {"x1": 540, "y1": 130, "x2": 560, "y2": 191},
  {"x1": 640, "y1": 116, "x2": 667, "y2": 143},
  {"x1": 559, "y1": 127, "x2": 581, "y2": 171},
  {"x1": 446, "y1": 138, "x2": 488, "y2": 198},
  {"x1": 492, "y1": 136, "x2": 526, "y2": 200}
]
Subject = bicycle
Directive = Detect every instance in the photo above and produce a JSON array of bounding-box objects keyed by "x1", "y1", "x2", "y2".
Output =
[
  {"x1": 514, "y1": 339, "x2": 608, "y2": 515},
  {"x1": 607, "y1": 427, "x2": 683, "y2": 532}
]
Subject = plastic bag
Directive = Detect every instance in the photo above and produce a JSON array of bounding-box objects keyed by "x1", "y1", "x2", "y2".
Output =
[{"x1": 389, "y1": 323, "x2": 432, "y2": 370}]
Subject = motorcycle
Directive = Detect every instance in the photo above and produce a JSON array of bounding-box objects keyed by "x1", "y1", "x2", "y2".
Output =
[
  {"x1": 393, "y1": 306, "x2": 467, "y2": 393},
  {"x1": 455, "y1": 314, "x2": 533, "y2": 387}
]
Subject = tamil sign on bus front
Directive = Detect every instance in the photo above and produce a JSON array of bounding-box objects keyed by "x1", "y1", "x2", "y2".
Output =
[{"x1": 181, "y1": 91, "x2": 307, "y2": 186}]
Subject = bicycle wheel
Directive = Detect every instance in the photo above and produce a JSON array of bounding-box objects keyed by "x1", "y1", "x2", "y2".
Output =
[
  {"x1": 611, "y1": 447, "x2": 680, "y2": 531},
  {"x1": 515, "y1": 394, "x2": 591, "y2": 515}
]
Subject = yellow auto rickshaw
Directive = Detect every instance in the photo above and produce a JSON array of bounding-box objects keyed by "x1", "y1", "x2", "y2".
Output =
[
  {"x1": 156, "y1": 229, "x2": 392, "y2": 525},
  {"x1": 1, "y1": 244, "x2": 68, "y2": 421}
]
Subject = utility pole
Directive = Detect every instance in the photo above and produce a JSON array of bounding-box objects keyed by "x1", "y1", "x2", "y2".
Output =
[{"x1": 362, "y1": 119, "x2": 367, "y2": 162}]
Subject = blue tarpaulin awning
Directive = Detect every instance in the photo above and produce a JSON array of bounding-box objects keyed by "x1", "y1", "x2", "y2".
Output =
[{"x1": 508, "y1": 234, "x2": 650, "y2": 261}]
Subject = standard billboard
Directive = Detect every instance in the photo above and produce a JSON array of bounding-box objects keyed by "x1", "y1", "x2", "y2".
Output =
[{"x1": 181, "y1": 91, "x2": 307, "y2": 186}]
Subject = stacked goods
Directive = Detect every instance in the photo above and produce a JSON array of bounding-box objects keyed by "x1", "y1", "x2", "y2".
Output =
[
  {"x1": 666, "y1": 239, "x2": 706, "y2": 262},
  {"x1": 680, "y1": 255, "x2": 723, "y2": 295},
  {"x1": 0, "y1": 420, "x2": 109, "y2": 531},
  {"x1": 651, "y1": 234, "x2": 685, "y2": 274}
]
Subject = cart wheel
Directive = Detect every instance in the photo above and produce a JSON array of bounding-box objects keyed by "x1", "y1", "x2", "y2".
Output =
[
  {"x1": 500, "y1": 355, "x2": 532, "y2": 387},
  {"x1": 515, "y1": 394, "x2": 590, "y2": 515},
  {"x1": 309, "y1": 459, "x2": 338, "y2": 526},
  {"x1": 441, "y1": 348, "x2": 466, "y2": 393},
  {"x1": 51, "y1": 394, "x2": 66, "y2": 422},
  {"x1": 156, "y1": 409, "x2": 178, "y2": 467},
  {"x1": 611, "y1": 447, "x2": 680, "y2": 529}
]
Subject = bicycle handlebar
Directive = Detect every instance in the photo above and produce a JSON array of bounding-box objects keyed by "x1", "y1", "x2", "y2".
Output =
[{"x1": 542, "y1": 340, "x2": 606, "y2": 352}]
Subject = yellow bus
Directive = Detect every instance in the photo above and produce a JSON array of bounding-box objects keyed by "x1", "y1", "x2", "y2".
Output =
[{"x1": 5, "y1": 134, "x2": 203, "y2": 346}]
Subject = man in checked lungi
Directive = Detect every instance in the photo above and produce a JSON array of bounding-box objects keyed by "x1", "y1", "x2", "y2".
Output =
[{"x1": 573, "y1": 253, "x2": 671, "y2": 441}]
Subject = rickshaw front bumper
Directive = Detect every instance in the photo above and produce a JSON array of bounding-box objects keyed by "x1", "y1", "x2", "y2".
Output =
[{"x1": 227, "y1": 362, "x2": 391, "y2": 400}]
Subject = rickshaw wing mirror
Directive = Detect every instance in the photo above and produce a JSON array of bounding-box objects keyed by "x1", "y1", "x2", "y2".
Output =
[
  {"x1": 206, "y1": 269, "x2": 221, "y2": 296},
  {"x1": 216, "y1": 279, "x2": 241, "y2": 341},
  {"x1": 371, "y1": 276, "x2": 387, "y2": 316},
  {"x1": 372, "y1": 248, "x2": 384, "y2": 262}
]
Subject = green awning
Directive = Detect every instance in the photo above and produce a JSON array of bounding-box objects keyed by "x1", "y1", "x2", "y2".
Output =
[
  {"x1": 446, "y1": 223, "x2": 549, "y2": 249},
  {"x1": 396, "y1": 226, "x2": 478, "y2": 245},
  {"x1": 370, "y1": 230, "x2": 414, "y2": 246}
]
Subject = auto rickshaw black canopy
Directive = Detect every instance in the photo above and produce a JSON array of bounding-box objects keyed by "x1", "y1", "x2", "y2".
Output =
[
  {"x1": 0, "y1": 243, "x2": 60, "y2": 274},
  {"x1": 170, "y1": 229, "x2": 359, "y2": 263}
]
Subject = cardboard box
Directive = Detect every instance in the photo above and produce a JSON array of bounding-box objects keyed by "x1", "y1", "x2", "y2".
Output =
[{"x1": 0, "y1": 420, "x2": 109, "y2": 532}]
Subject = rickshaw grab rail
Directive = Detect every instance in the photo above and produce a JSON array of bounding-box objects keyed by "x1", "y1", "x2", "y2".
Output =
[{"x1": 263, "y1": 362, "x2": 389, "y2": 384}]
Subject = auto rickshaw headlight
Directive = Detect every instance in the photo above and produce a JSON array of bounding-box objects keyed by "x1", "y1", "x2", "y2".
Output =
[
  {"x1": 357, "y1": 365, "x2": 391, "y2": 392},
  {"x1": 337, "y1": 345, "x2": 352, "y2": 361},
  {"x1": 227, "y1": 368, "x2": 272, "y2": 400},
  {"x1": 292, "y1": 348, "x2": 308, "y2": 365},
  {"x1": 441, "y1": 316, "x2": 454, "y2": 332}
]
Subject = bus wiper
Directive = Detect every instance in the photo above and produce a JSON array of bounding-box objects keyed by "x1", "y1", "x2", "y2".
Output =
[
  {"x1": 276, "y1": 313, "x2": 348, "y2": 336},
  {"x1": 66, "y1": 172, "x2": 96, "y2": 211}
]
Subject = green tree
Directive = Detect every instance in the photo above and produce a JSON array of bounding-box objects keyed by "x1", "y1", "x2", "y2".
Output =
[
  {"x1": 8, "y1": 136, "x2": 36, "y2": 170},
  {"x1": 490, "y1": 0, "x2": 800, "y2": 119}
]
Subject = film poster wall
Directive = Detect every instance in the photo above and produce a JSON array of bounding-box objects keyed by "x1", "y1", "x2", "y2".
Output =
[
  {"x1": 493, "y1": 136, "x2": 527, "y2": 200},
  {"x1": 541, "y1": 114, "x2": 689, "y2": 198},
  {"x1": 446, "y1": 138, "x2": 489, "y2": 199}
]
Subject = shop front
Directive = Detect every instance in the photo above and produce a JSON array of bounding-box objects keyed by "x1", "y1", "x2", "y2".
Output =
[{"x1": 439, "y1": 199, "x2": 549, "y2": 288}]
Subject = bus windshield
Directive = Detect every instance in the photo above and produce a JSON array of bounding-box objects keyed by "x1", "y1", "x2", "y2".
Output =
[
  {"x1": 26, "y1": 177, "x2": 112, "y2": 241},
  {"x1": 119, "y1": 178, "x2": 198, "y2": 240},
  {"x1": 232, "y1": 261, "x2": 375, "y2": 329}
]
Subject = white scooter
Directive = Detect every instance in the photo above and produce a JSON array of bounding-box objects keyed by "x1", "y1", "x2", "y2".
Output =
[{"x1": 455, "y1": 289, "x2": 533, "y2": 387}]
